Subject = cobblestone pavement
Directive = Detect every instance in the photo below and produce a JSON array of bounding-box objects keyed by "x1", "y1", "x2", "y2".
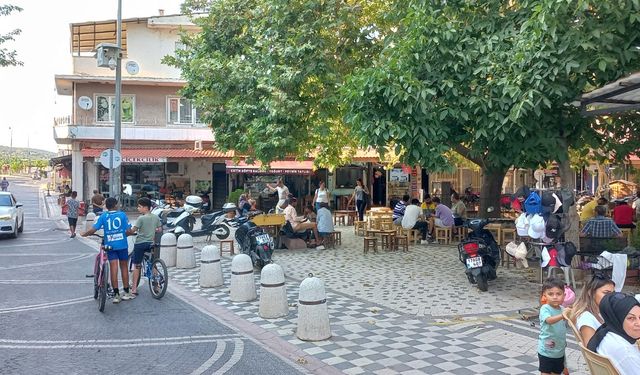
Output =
[{"x1": 178, "y1": 226, "x2": 611, "y2": 375}]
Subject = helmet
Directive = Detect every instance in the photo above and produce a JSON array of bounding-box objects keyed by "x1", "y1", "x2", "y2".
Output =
[{"x1": 222, "y1": 202, "x2": 237, "y2": 213}]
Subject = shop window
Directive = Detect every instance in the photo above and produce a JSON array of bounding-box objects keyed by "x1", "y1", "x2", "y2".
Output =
[
  {"x1": 335, "y1": 167, "x2": 362, "y2": 188},
  {"x1": 95, "y1": 94, "x2": 135, "y2": 123},
  {"x1": 167, "y1": 97, "x2": 204, "y2": 126}
]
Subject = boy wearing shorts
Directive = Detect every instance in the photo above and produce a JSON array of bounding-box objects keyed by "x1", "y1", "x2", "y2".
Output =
[
  {"x1": 538, "y1": 277, "x2": 570, "y2": 375},
  {"x1": 65, "y1": 191, "x2": 80, "y2": 238},
  {"x1": 129, "y1": 197, "x2": 162, "y2": 296},
  {"x1": 81, "y1": 197, "x2": 134, "y2": 303}
]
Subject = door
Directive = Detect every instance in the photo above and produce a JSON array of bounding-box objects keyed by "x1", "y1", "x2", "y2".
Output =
[{"x1": 212, "y1": 163, "x2": 227, "y2": 210}]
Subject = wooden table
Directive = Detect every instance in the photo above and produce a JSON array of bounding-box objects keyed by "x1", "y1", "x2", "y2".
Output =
[{"x1": 334, "y1": 210, "x2": 356, "y2": 226}]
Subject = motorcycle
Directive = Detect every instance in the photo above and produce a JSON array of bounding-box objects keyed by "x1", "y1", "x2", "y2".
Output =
[
  {"x1": 463, "y1": 186, "x2": 480, "y2": 205},
  {"x1": 235, "y1": 221, "x2": 273, "y2": 268},
  {"x1": 457, "y1": 217, "x2": 500, "y2": 292},
  {"x1": 174, "y1": 202, "x2": 247, "y2": 242},
  {"x1": 161, "y1": 195, "x2": 201, "y2": 235}
]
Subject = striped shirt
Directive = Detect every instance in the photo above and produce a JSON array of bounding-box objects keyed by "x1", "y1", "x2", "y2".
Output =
[
  {"x1": 580, "y1": 216, "x2": 621, "y2": 238},
  {"x1": 392, "y1": 200, "x2": 407, "y2": 220}
]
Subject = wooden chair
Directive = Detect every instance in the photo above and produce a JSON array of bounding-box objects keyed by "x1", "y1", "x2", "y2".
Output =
[
  {"x1": 501, "y1": 228, "x2": 516, "y2": 246},
  {"x1": 452, "y1": 225, "x2": 466, "y2": 242},
  {"x1": 331, "y1": 230, "x2": 342, "y2": 246},
  {"x1": 380, "y1": 231, "x2": 395, "y2": 251},
  {"x1": 398, "y1": 228, "x2": 420, "y2": 245},
  {"x1": 578, "y1": 343, "x2": 620, "y2": 375},
  {"x1": 354, "y1": 220, "x2": 367, "y2": 236},
  {"x1": 434, "y1": 226, "x2": 452, "y2": 244},
  {"x1": 394, "y1": 235, "x2": 409, "y2": 252},
  {"x1": 363, "y1": 237, "x2": 378, "y2": 254},
  {"x1": 563, "y1": 310, "x2": 583, "y2": 346}
]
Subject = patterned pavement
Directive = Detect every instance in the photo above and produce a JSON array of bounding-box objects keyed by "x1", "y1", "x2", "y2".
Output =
[{"x1": 175, "y1": 228, "x2": 598, "y2": 374}]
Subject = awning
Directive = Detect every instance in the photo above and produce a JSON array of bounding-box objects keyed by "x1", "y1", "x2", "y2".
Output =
[
  {"x1": 580, "y1": 72, "x2": 640, "y2": 116},
  {"x1": 225, "y1": 160, "x2": 314, "y2": 175},
  {"x1": 81, "y1": 148, "x2": 233, "y2": 163}
]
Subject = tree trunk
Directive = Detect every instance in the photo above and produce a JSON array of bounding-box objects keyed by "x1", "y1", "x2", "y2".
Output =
[
  {"x1": 558, "y1": 138, "x2": 580, "y2": 252},
  {"x1": 479, "y1": 167, "x2": 508, "y2": 218}
]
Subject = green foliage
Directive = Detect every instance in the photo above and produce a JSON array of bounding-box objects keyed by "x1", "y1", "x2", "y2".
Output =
[
  {"x1": 166, "y1": 0, "x2": 387, "y2": 168},
  {"x1": 227, "y1": 188, "x2": 245, "y2": 206},
  {"x1": 0, "y1": 4, "x2": 23, "y2": 67}
]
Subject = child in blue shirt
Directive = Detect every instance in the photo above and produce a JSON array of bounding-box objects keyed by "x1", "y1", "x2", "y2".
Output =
[{"x1": 538, "y1": 277, "x2": 571, "y2": 375}]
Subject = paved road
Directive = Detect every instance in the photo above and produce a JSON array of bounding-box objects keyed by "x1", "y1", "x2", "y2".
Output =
[{"x1": 0, "y1": 177, "x2": 305, "y2": 374}]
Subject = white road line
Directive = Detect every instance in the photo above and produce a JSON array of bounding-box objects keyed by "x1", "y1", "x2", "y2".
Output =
[
  {"x1": 0, "y1": 253, "x2": 86, "y2": 257},
  {"x1": 0, "y1": 338, "x2": 244, "y2": 350},
  {"x1": 0, "y1": 296, "x2": 93, "y2": 314},
  {"x1": 0, "y1": 334, "x2": 243, "y2": 344},
  {"x1": 0, "y1": 279, "x2": 92, "y2": 284},
  {"x1": 217, "y1": 338, "x2": 244, "y2": 374},
  {"x1": 0, "y1": 253, "x2": 93, "y2": 270},
  {"x1": 0, "y1": 240, "x2": 74, "y2": 248},
  {"x1": 190, "y1": 340, "x2": 226, "y2": 375}
]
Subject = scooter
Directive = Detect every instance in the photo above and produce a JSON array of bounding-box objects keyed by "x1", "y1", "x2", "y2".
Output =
[
  {"x1": 174, "y1": 203, "x2": 247, "y2": 241},
  {"x1": 162, "y1": 195, "x2": 201, "y2": 235},
  {"x1": 457, "y1": 218, "x2": 500, "y2": 292},
  {"x1": 235, "y1": 221, "x2": 273, "y2": 268}
]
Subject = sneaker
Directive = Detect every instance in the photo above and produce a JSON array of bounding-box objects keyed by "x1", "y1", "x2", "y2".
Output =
[
  {"x1": 121, "y1": 292, "x2": 135, "y2": 301},
  {"x1": 70, "y1": 233, "x2": 76, "y2": 238},
  {"x1": 421, "y1": 240, "x2": 429, "y2": 245},
  {"x1": 315, "y1": 245, "x2": 325, "y2": 250},
  {"x1": 112, "y1": 293, "x2": 121, "y2": 304}
]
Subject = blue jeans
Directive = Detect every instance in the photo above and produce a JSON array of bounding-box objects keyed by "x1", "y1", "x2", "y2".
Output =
[{"x1": 356, "y1": 199, "x2": 366, "y2": 221}]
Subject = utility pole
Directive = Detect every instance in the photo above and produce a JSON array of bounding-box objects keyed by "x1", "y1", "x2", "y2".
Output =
[{"x1": 109, "y1": 0, "x2": 123, "y2": 200}]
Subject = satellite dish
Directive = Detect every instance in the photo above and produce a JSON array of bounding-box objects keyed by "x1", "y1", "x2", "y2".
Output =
[
  {"x1": 78, "y1": 96, "x2": 93, "y2": 110},
  {"x1": 125, "y1": 60, "x2": 140, "y2": 75},
  {"x1": 534, "y1": 170, "x2": 545, "y2": 181}
]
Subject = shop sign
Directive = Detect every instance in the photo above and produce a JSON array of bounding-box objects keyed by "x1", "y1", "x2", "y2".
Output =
[
  {"x1": 94, "y1": 156, "x2": 167, "y2": 163},
  {"x1": 390, "y1": 168, "x2": 409, "y2": 182},
  {"x1": 227, "y1": 167, "x2": 312, "y2": 175}
]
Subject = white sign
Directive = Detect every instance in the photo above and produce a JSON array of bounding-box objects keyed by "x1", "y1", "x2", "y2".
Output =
[
  {"x1": 99, "y1": 149, "x2": 122, "y2": 169},
  {"x1": 389, "y1": 168, "x2": 409, "y2": 182}
]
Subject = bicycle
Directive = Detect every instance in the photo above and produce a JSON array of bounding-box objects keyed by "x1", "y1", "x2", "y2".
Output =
[
  {"x1": 86, "y1": 234, "x2": 113, "y2": 312},
  {"x1": 131, "y1": 243, "x2": 168, "y2": 299}
]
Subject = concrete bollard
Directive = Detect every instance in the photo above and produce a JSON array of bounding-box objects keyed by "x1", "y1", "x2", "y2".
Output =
[
  {"x1": 200, "y1": 245, "x2": 223, "y2": 288},
  {"x1": 84, "y1": 212, "x2": 96, "y2": 232},
  {"x1": 259, "y1": 264, "x2": 288, "y2": 319},
  {"x1": 296, "y1": 274, "x2": 331, "y2": 341},
  {"x1": 160, "y1": 233, "x2": 177, "y2": 267},
  {"x1": 230, "y1": 254, "x2": 256, "y2": 302},
  {"x1": 176, "y1": 234, "x2": 196, "y2": 269}
]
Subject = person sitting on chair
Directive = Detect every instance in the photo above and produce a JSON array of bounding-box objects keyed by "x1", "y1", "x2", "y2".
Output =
[
  {"x1": 580, "y1": 205, "x2": 623, "y2": 238},
  {"x1": 612, "y1": 199, "x2": 636, "y2": 229},
  {"x1": 281, "y1": 199, "x2": 324, "y2": 250}
]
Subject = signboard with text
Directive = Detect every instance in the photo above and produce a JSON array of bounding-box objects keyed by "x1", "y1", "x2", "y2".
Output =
[{"x1": 95, "y1": 156, "x2": 167, "y2": 164}]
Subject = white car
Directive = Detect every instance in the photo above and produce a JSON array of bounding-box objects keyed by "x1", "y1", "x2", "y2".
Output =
[{"x1": 0, "y1": 192, "x2": 24, "y2": 238}]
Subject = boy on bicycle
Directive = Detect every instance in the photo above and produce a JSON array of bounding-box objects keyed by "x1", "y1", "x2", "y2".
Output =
[
  {"x1": 81, "y1": 197, "x2": 134, "y2": 303},
  {"x1": 128, "y1": 197, "x2": 162, "y2": 296}
]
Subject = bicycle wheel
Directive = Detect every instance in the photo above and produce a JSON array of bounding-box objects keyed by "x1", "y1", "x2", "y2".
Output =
[
  {"x1": 149, "y1": 259, "x2": 168, "y2": 299},
  {"x1": 93, "y1": 255, "x2": 100, "y2": 300},
  {"x1": 98, "y1": 265, "x2": 108, "y2": 312}
]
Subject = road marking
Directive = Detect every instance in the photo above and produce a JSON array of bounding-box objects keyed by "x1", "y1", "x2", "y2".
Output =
[
  {"x1": 0, "y1": 334, "x2": 243, "y2": 344},
  {"x1": 0, "y1": 336, "x2": 245, "y2": 350},
  {"x1": 0, "y1": 279, "x2": 92, "y2": 284},
  {"x1": 0, "y1": 239, "x2": 74, "y2": 248},
  {"x1": 217, "y1": 338, "x2": 243, "y2": 373},
  {"x1": 0, "y1": 253, "x2": 93, "y2": 270},
  {"x1": 0, "y1": 253, "x2": 86, "y2": 257},
  {"x1": 0, "y1": 296, "x2": 93, "y2": 314},
  {"x1": 191, "y1": 340, "x2": 226, "y2": 375}
]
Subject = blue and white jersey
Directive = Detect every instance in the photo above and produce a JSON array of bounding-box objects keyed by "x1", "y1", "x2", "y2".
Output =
[{"x1": 93, "y1": 210, "x2": 131, "y2": 250}]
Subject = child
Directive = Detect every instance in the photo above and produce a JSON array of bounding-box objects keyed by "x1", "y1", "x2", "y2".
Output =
[
  {"x1": 128, "y1": 197, "x2": 162, "y2": 296},
  {"x1": 538, "y1": 277, "x2": 571, "y2": 375}
]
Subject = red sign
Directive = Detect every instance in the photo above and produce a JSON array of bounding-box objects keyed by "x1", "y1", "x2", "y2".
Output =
[{"x1": 227, "y1": 167, "x2": 312, "y2": 175}]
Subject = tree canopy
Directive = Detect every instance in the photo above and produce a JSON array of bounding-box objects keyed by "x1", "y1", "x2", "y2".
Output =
[
  {"x1": 166, "y1": 0, "x2": 389, "y2": 167},
  {"x1": 0, "y1": 4, "x2": 22, "y2": 67}
]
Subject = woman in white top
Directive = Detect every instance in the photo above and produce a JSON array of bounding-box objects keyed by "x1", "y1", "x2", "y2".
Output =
[
  {"x1": 267, "y1": 177, "x2": 290, "y2": 214},
  {"x1": 313, "y1": 181, "x2": 330, "y2": 212},
  {"x1": 570, "y1": 273, "x2": 616, "y2": 345},
  {"x1": 587, "y1": 292, "x2": 640, "y2": 375}
]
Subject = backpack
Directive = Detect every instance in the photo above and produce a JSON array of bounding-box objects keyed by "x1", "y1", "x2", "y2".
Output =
[{"x1": 524, "y1": 191, "x2": 542, "y2": 215}]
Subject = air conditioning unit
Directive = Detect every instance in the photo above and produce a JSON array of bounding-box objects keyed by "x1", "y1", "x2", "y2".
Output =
[
  {"x1": 194, "y1": 140, "x2": 203, "y2": 151},
  {"x1": 165, "y1": 162, "x2": 184, "y2": 175}
]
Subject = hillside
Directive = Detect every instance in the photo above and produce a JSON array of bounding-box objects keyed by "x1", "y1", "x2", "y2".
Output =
[{"x1": 0, "y1": 145, "x2": 56, "y2": 160}]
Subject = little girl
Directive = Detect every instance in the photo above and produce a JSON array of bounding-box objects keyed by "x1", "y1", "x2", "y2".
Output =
[{"x1": 538, "y1": 277, "x2": 571, "y2": 375}]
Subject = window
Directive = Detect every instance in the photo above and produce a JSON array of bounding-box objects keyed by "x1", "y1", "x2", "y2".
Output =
[
  {"x1": 95, "y1": 95, "x2": 135, "y2": 123},
  {"x1": 168, "y1": 97, "x2": 203, "y2": 125}
]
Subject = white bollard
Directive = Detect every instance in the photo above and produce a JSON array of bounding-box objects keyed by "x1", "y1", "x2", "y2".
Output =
[
  {"x1": 160, "y1": 233, "x2": 177, "y2": 267},
  {"x1": 296, "y1": 275, "x2": 331, "y2": 341},
  {"x1": 259, "y1": 264, "x2": 288, "y2": 319},
  {"x1": 200, "y1": 245, "x2": 223, "y2": 288},
  {"x1": 84, "y1": 212, "x2": 96, "y2": 232},
  {"x1": 176, "y1": 234, "x2": 196, "y2": 269},
  {"x1": 230, "y1": 254, "x2": 256, "y2": 302}
]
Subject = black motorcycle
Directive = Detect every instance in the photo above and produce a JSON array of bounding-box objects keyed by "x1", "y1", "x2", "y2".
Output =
[
  {"x1": 235, "y1": 221, "x2": 273, "y2": 269},
  {"x1": 457, "y1": 218, "x2": 500, "y2": 292}
]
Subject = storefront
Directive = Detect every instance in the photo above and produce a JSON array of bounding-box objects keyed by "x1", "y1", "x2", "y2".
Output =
[{"x1": 225, "y1": 160, "x2": 315, "y2": 212}]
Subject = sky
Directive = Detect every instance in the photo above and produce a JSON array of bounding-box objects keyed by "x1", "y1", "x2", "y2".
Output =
[{"x1": 0, "y1": 0, "x2": 184, "y2": 152}]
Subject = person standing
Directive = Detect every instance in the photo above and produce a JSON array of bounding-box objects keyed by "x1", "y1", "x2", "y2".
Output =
[
  {"x1": 128, "y1": 197, "x2": 162, "y2": 296},
  {"x1": 81, "y1": 197, "x2": 134, "y2": 303},
  {"x1": 267, "y1": 177, "x2": 290, "y2": 214},
  {"x1": 348, "y1": 178, "x2": 369, "y2": 222},
  {"x1": 65, "y1": 191, "x2": 80, "y2": 238},
  {"x1": 538, "y1": 278, "x2": 570, "y2": 375},
  {"x1": 91, "y1": 189, "x2": 105, "y2": 214},
  {"x1": 0, "y1": 177, "x2": 8, "y2": 191},
  {"x1": 313, "y1": 181, "x2": 331, "y2": 212}
]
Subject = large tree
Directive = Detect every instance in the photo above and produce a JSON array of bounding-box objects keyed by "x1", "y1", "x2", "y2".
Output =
[
  {"x1": 0, "y1": 4, "x2": 22, "y2": 67},
  {"x1": 166, "y1": 0, "x2": 389, "y2": 167},
  {"x1": 342, "y1": 0, "x2": 640, "y2": 215}
]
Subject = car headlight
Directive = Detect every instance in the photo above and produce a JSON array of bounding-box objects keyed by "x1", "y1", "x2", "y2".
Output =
[{"x1": 0, "y1": 215, "x2": 11, "y2": 220}]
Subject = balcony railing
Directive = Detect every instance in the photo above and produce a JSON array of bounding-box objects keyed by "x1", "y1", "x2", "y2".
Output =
[{"x1": 53, "y1": 115, "x2": 209, "y2": 128}]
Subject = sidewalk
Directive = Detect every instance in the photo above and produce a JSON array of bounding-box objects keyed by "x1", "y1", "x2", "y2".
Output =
[{"x1": 43, "y1": 194, "x2": 592, "y2": 374}]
